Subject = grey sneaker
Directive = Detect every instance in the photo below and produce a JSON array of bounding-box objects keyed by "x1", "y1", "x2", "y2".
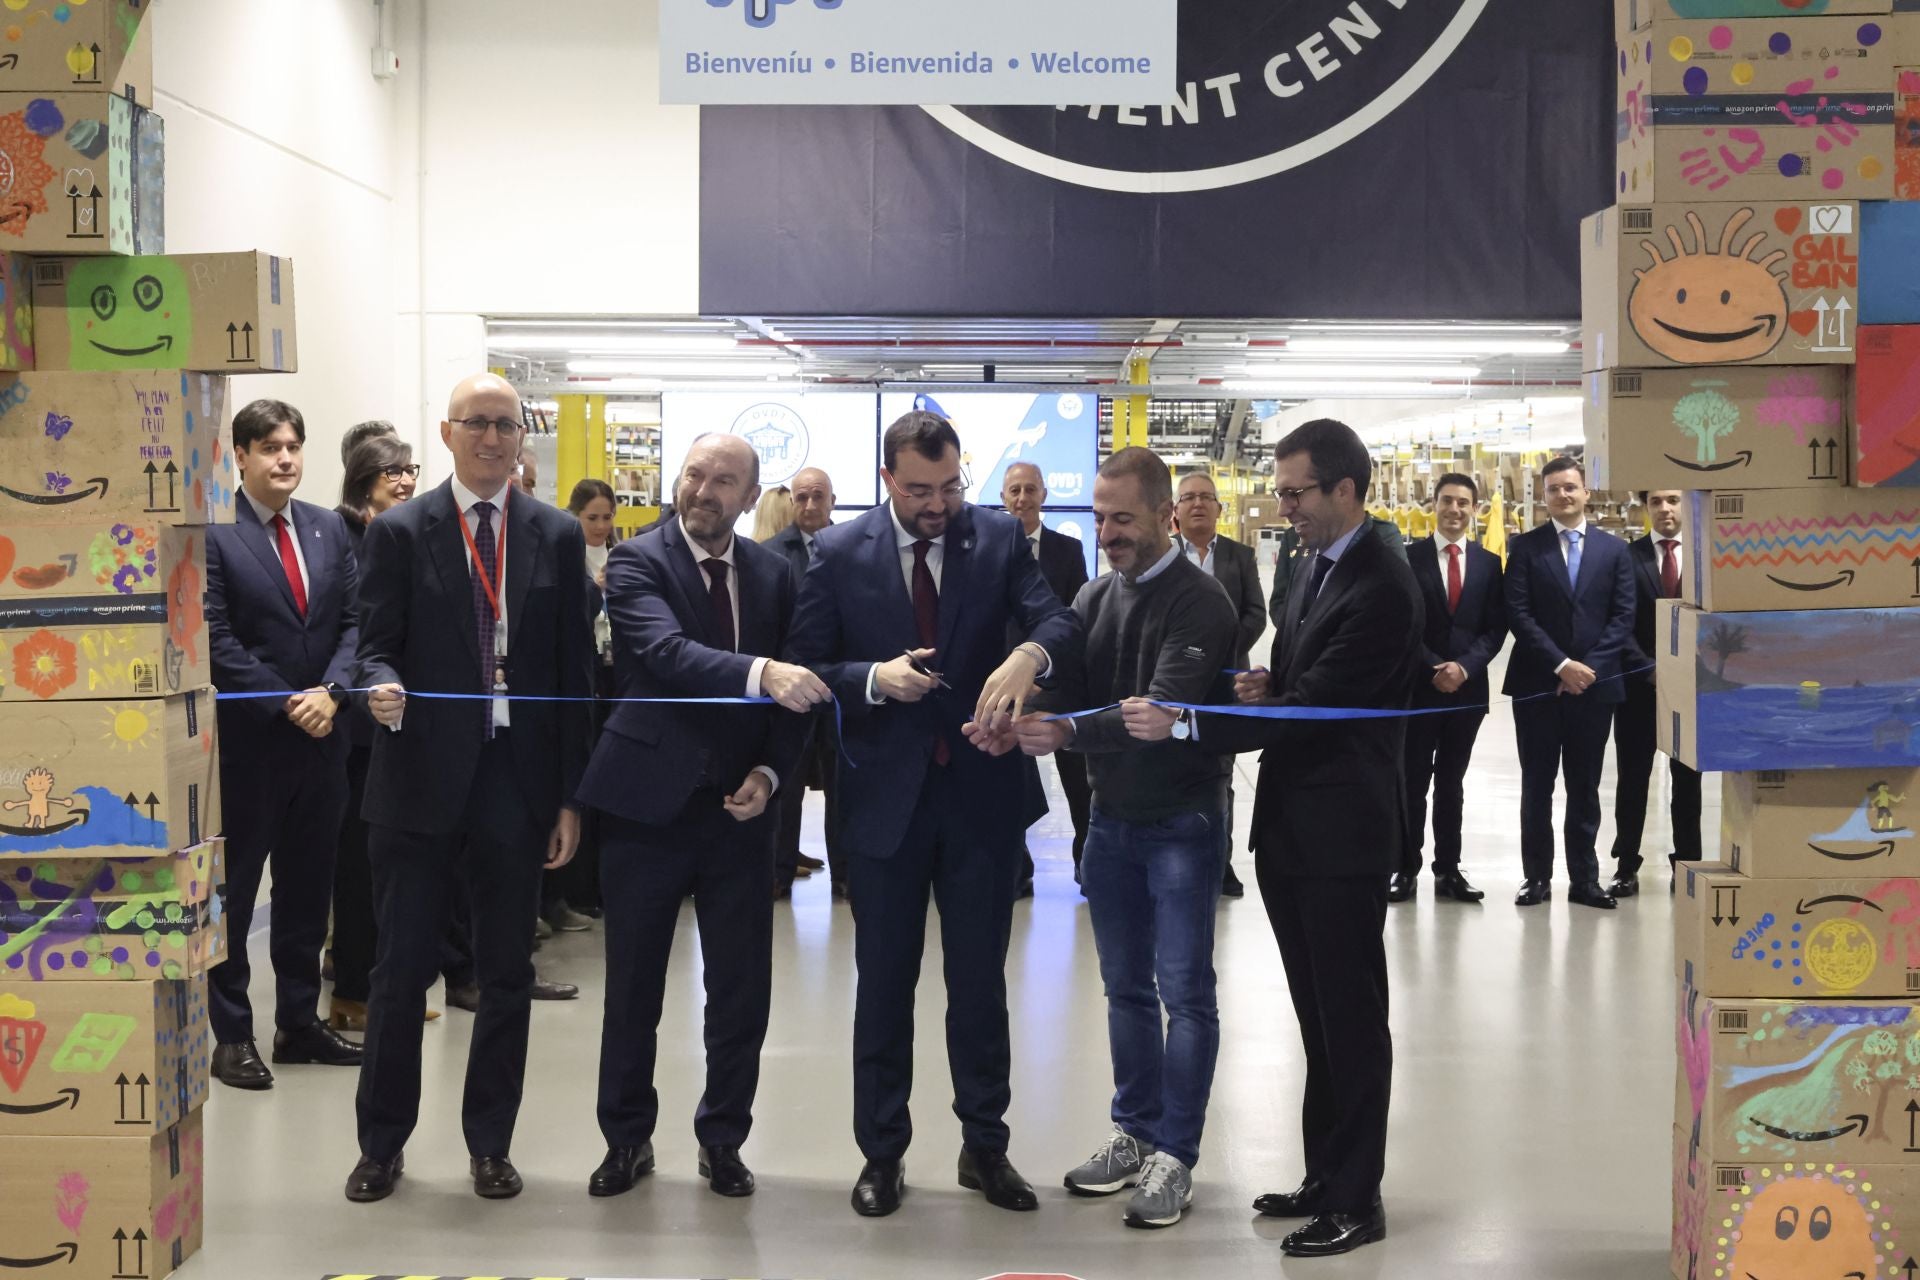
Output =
[
  {"x1": 1063, "y1": 1127, "x2": 1154, "y2": 1196},
  {"x1": 1123, "y1": 1151, "x2": 1193, "y2": 1229}
]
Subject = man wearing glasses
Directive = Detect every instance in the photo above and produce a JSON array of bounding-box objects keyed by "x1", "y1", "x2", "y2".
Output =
[
  {"x1": 345, "y1": 373, "x2": 595, "y2": 1204},
  {"x1": 786, "y1": 411, "x2": 1081, "y2": 1219}
]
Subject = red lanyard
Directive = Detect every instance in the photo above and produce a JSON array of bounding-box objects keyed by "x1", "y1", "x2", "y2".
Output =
[{"x1": 458, "y1": 488, "x2": 509, "y2": 622}]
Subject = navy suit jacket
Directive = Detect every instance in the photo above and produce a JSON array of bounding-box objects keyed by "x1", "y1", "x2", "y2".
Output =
[
  {"x1": 768, "y1": 522, "x2": 812, "y2": 593},
  {"x1": 785, "y1": 502, "x2": 1081, "y2": 861},
  {"x1": 206, "y1": 496, "x2": 359, "y2": 754},
  {"x1": 1622, "y1": 532, "x2": 1671, "y2": 688},
  {"x1": 1406, "y1": 537, "x2": 1508, "y2": 712},
  {"x1": 354, "y1": 480, "x2": 594, "y2": 837},
  {"x1": 1500, "y1": 521, "x2": 1638, "y2": 706},
  {"x1": 576, "y1": 519, "x2": 810, "y2": 827}
]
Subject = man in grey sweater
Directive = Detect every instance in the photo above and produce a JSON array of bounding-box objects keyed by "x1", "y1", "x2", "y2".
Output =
[{"x1": 1013, "y1": 447, "x2": 1238, "y2": 1231}]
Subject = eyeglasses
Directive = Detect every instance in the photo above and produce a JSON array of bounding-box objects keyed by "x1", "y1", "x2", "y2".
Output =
[
  {"x1": 380, "y1": 464, "x2": 422, "y2": 480},
  {"x1": 1273, "y1": 485, "x2": 1320, "y2": 505},
  {"x1": 452, "y1": 416, "x2": 525, "y2": 438},
  {"x1": 1176, "y1": 493, "x2": 1220, "y2": 505},
  {"x1": 889, "y1": 467, "x2": 971, "y2": 503}
]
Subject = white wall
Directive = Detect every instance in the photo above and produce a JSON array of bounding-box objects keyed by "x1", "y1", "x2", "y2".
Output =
[{"x1": 155, "y1": 0, "x2": 421, "y2": 502}]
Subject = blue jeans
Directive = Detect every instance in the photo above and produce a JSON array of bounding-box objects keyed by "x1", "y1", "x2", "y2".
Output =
[{"x1": 1082, "y1": 808, "x2": 1224, "y2": 1169}]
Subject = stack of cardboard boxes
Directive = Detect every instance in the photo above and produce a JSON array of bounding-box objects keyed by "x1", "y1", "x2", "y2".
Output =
[
  {"x1": 1589, "y1": 4, "x2": 1920, "y2": 1278},
  {"x1": 0, "y1": 7, "x2": 299, "y2": 1277}
]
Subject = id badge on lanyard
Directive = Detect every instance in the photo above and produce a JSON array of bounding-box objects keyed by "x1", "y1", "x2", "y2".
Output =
[{"x1": 460, "y1": 494, "x2": 511, "y2": 695}]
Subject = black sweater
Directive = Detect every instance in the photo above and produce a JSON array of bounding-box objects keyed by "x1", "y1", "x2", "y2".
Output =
[{"x1": 1043, "y1": 551, "x2": 1238, "y2": 823}]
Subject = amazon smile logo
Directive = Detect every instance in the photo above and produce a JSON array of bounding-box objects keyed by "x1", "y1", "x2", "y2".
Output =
[{"x1": 1652, "y1": 315, "x2": 1778, "y2": 345}]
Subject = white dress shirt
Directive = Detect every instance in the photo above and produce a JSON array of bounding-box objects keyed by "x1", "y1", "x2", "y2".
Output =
[
  {"x1": 1655, "y1": 534, "x2": 1683, "y2": 581},
  {"x1": 451, "y1": 476, "x2": 513, "y2": 729},
  {"x1": 243, "y1": 488, "x2": 310, "y2": 599},
  {"x1": 1433, "y1": 532, "x2": 1470, "y2": 592},
  {"x1": 677, "y1": 519, "x2": 778, "y2": 794},
  {"x1": 1550, "y1": 517, "x2": 1591, "y2": 676},
  {"x1": 1178, "y1": 534, "x2": 1217, "y2": 575}
]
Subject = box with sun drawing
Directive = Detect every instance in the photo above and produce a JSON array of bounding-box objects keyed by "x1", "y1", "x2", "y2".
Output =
[
  {"x1": 1582, "y1": 200, "x2": 1862, "y2": 371},
  {"x1": 1675, "y1": 862, "x2": 1920, "y2": 999}
]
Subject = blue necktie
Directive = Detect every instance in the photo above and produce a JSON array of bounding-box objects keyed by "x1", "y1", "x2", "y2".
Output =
[{"x1": 1562, "y1": 527, "x2": 1583, "y2": 587}]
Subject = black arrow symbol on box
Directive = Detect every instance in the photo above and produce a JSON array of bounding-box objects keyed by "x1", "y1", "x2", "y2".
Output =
[
  {"x1": 240, "y1": 323, "x2": 254, "y2": 361},
  {"x1": 111, "y1": 1227, "x2": 148, "y2": 1278},
  {"x1": 68, "y1": 185, "x2": 101, "y2": 239},
  {"x1": 1665, "y1": 451, "x2": 1756, "y2": 473},
  {"x1": 1809, "y1": 841, "x2": 1898, "y2": 861},
  {"x1": 1766, "y1": 570, "x2": 1857, "y2": 592},
  {"x1": 1911, "y1": 556, "x2": 1919, "y2": 600},
  {"x1": 226, "y1": 323, "x2": 238, "y2": 360},
  {"x1": 142, "y1": 794, "x2": 158, "y2": 821},
  {"x1": 1797, "y1": 894, "x2": 1885, "y2": 914},
  {"x1": 1908, "y1": 1099, "x2": 1919, "y2": 1151},
  {"x1": 73, "y1": 43, "x2": 101, "y2": 84},
  {"x1": 1904, "y1": 1257, "x2": 1916, "y2": 1280},
  {"x1": 162, "y1": 463, "x2": 176, "y2": 509}
]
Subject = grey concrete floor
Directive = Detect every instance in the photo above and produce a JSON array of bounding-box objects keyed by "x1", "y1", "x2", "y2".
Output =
[{"x1": 190, "y1": 681, "x2": 1700, "y2": 1280}]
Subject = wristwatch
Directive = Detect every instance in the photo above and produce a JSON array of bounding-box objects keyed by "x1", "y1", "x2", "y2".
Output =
[
  {"x1": 1170, "y1": 708, "x2": 1193, "y2": 741},
  {"x1": 323, "y1": 682, "x2": 349, "y2": 706}
]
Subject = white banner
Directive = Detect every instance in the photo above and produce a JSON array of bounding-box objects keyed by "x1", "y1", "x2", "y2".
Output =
[{"x1": 660, "y1": 0, "x2": 1177, "y2": 106}]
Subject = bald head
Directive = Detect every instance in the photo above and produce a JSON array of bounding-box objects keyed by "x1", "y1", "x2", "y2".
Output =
[
  {"x1": 448, "y1": 372, "x2": 519, "y2": 423},
  {"x1": 440, "y1": 373, "x2": 525, "y2": 495},
  {"x1": 791, "y1": 467, "x2": 835, "y2": 534}
]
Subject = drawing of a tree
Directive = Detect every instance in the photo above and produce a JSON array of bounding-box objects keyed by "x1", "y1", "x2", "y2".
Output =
[
  {"x1": 1705, "y1": 621, "x2": 1750, "y2": 679},
  {"x1": 1673, "y1": 390, "x2": 1741, "y2": 463}
]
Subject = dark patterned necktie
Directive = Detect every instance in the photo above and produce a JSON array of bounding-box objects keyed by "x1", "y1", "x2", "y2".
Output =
[
  {"x1": 471, "y1": 501, "x2": 499, "y2": 742},
  {"x1": 704, "y1": 559, "x2": 735, "y2": 653},
  {"x1": 912, "y1": 540, "x2": 949, "y2": 766}
]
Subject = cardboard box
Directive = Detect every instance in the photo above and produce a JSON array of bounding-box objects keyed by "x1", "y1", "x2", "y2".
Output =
[
  {"x1": 1637, "y1": 17, "x2": 1894, "y2": 97},
  {"x1": 0, "y1": 980, "x2": 207, "y2": 1137},
  {"x1": 0, "y1": 93, "x2": 162, "y2": 255},
  {"x1": 1622, "y1": 0, "x2": 1892, "y2": 31},
  {"x1": 1860, "y1": 200, "x2": 1920, "y2": 322},
  {"x1": 0, "y1": 253, "x2": 31, "y2": 372},
  {"x1": 1671, "y1": 1125, "x2": 1917, "y2": 1280},
  {"x1": 1899, "y1": 68, "x2": 1920, "y2": 201},
  {"x1": 30, "y1": 252, "x2": 297, "y2": 374},
  {"x1": 1656, "y1": 603, "x2": 1920, "y2": 770},
  {"x1": 1676, "y1": 861, "x2": 1920, "y2": 997},
  {"x1": 1899, "y1": 0, "x2": 1920, "y2": 63},
  {"x1": 0, "y1": 1110, "x2": 202, "y2": 1280},
  {"x1": 1687, "y1": 487, "x2": 1920, "y2": 610},
  {"x1": 18, "y1": 843, "x2": 224, "y2": 911},
  {"x1": 0, "y1": 372, "x2": 233, "y2": 528},
  {"x1": 0, "y1": 620, "x2": 209, "y2": 705},
  {"x1": 1585, "y1": 365, "x2": 1851, "y2": 490},
  {"x1": 1856, "y1": 325, "x2": 1920, "y2": 485},
  {"x1": 0, "y1": 1, "x2": 153, "y2": 105},
  {"x1": 1725, "y1": 768, "x2": 1920, "y2": 877},
  {"x1": 0, "y1": 892, "x2": 224, "y2": 984},
  {"x1": 1582, "y1": 201, "x2": 1862, "y2": 372},
  {"x1": 1677, "y1": 985, "x2": 1920, "y2": 1164},
  {"x1": 0, "y1": 693, "x2": 218, "y2": 862}
]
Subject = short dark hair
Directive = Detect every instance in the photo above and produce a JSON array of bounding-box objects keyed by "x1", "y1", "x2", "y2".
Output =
[
  {"x1": 340, "y1": 434, "x2": 413, "y2": 515},
  {"x1": 1543, "y1": 456, "x2": 1585, "y2": 483},
  {"x1": 234, "y1": 399, "x2": 305, "y2": 452},
  {"x1": 883, "y1": 410, "x2": 961, "y2": 473},
  {"x1": 1434, "y1": 472, "x2": 1478, "y2": 502},
  {"x1": 1100, "y1": 446, "x2": 1172, "y2": 511},
  {"x1": 340, "y1": 419, "x2": 396, "y2": 466},
  {"x1": 1274, "y1": 418, "x2": 1371, "y2": 503},
  {"x1": 567, "y1": 478, "x2": 616, "y2": 515}
]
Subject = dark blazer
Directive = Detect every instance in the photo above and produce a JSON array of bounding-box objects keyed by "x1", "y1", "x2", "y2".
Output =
[
  {"x1": 1500, "y1": 520, "x2": 1638, "y2": 706},
  {"x1": 576, "y1": 519, "x2": 809, "y2": 827},
  {"x1": 337, "y1": 507, "x2": 382, "y2": 750},
  {"x1": 206, "y1": 496, "x2": 359, "y2": 751},
  {"x1": 354, "y1": 479, "x2": 594, "y2": 836},
  {"x1": 1269, "y1": 515, "x2": 1407, "y2": 630},
  {"x1": 785, "y1": 502, "x2": 1081, "y2": 861},
  {"x1": 768, "y1": 521, "x2": 812, "y2": 593},
  {"x1": 1197, "y1": 523, "x2": 1423, "y2": 877},
  {"x1": 1621, "y1": 532, "x2": 1672, "y2": 685},
  {"x1": 1008, "y1": 524, "x2": 1089, "y2": 648},
  {"x1": 1406, "y1": 537, "x2": 1508, "y2": 712},
  {"x1": 1185, "y1": 532, "x2": 1266, "y2": 668}
]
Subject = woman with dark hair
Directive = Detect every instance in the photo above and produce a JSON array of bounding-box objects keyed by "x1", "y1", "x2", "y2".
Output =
[{"x1": 328, "y1": 435, "x2": 423, "y2": 1030}]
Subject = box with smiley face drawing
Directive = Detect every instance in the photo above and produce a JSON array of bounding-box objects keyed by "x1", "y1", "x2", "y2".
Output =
[
  {"x1": 1671, "y1": 1125, "x2": 1920, "y2": 1280},
  {"x1": 1582, "y1": 201, "x2": 1862, "y2": 371},
  {"x1": 29, "y1": 252, "x2": 296, "y2": 375},
  {"x1": 1676, "y1": 862, "x2": 1920, "y2": 999}
]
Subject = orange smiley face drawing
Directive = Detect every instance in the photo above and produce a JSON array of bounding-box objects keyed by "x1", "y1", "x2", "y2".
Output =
[
  {"x1": 1629, "y1": 207, "x2": 1791, "y2": 365},
  {"x1": 1728, "y1": 1178, "x2": 1878, "y2": 1280}
]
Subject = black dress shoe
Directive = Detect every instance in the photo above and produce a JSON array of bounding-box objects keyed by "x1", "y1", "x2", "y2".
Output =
[
  {"x1": 1513, "y1": 880, "x2": 1552, "y2": 907},
  {"x1": 272, "y1": 1021, "x2": 364, "y2": 1066},
  {"x1": 1386, "y1": 873, "x2": 1416, "y2": 903},
  {"x1": 531, "y1": 977, "x2": 579, "y2": 1000},
  {"x1": 698, "y1": 1145, "x2": 756, "y2": 1197},
  {"x1": 1607, "y1": 873, "x2": 1640, "y2": 898},
  {"x1": 1253, "y1": 1179, "x2": 1324, "y2": 1218},
  {"x1": 344, "y1": 1152, "x2": 403, "y2": 1203},
  {"x1": 445, "y1": 983, "x2": 481, "y2": 1012},
  {"x1": 212, "y1": 1041, "x2": 274, "y2": 1090},
  {"x1": 1220, "y1": 866, "x2": 1246, "y2": 899},
  {"x1": 1569, "y1": 882, "x2": 1619, "y2": 910},
  {"x1": 957, "y1": 1147, "x2": 1038, "y2": 1212},
  {"x1": 1282, "y1": 1203, "x2": 1387, "y2": 1257},
  {"x1": 588, "y1": 1144, "x2": 655, "y2": 1197},
  {"x1": 852, "y1": 1158, "x2": 905, "y2": 1217},
  {"x1": 798, "y1": 853, "x2": 826, "y2": 871},
  {"x1": 471, "y1": 1155, "x2": 524, "y2": 1199},
  {"x1": 1434, "y1": 872, "x2": 1486, "y2": 903}
]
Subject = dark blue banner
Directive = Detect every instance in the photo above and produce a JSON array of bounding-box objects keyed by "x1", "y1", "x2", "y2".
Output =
[{"x1": 700, "y1": 0, "x2": 1611, "y2": 318}]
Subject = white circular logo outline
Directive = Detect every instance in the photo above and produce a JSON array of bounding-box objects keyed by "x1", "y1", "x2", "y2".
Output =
[{"x1": 919, "y1": 0, "x2": 1490, "y2": 195}]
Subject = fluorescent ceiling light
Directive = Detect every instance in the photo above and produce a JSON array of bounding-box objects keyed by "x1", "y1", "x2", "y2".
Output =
[
  {"x1": 1284, "y1": 338, "x2": 1571, "y2": 357},
  {"x1": 1225, "y1": 380, "x2": 1468, "y2": 397},
  {"x1": 494, "y1": 334, "x2": 745, "y2": 355},
  {"x1": 568, "y1": 359, "x2": 797, "y2": 378},
  {"x1": 1285, "y1": 323, "x2": 1568, "y2": 335},
  {"x1": 566, "y1": 378, "x2": 664, "y2": 392},
  {"x1": 1242, "y1": 363, "x2": 1482, "y2": 380}
]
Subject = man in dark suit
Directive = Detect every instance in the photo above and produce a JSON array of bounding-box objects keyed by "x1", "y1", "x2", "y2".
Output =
[
  {"x1": 345, "y1": 373, "x2": 594, "y2": 1204},
  {"x1": 1002, "y1": 461, "x2": 1091, "y2": 892},
  {"x1": 1132, "y1": 419, "x2": 1420, "y2": 1257},
  {"x1": 579, "y1": 434, "x2": 824, "y2": 1201},
  {"x1": 1610, "y1": 490, "x2": 1703, "y2": 896},
  {"x1": 1392, "y1": 473, "x2": 1507, "y2": 905},
  {"x1": 205, "y1": 399, "x2": 365, "y2": 1090},
  {"x1": 1268, "y1": 514, "x2": 1407, "y2": 630},
  {"x1": 767, "y1": 466, "x2": 845, "y2": 898},
  {"x1": 786, "y1": 411, "x2": 1080, "y2": 1219},
  {"x1": 1503, "y1": 457, "x2": 1637, "y2": 911}
]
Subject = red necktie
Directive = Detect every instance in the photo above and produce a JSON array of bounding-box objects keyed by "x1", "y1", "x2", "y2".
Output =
[
  {"x1": 1659, "y1": 539, "x2": 1681, "y2": 599},
  {"x1": 912, "y1": 540, "x2": 949, "y2": 766},
  {"x1": 272, "y1": 514, "x2": 307, "y2": 618},
  {"x1": 1445, "y1": 543, "x2": 1462, "y2": 614},
  {"x1": 703, "y1": 559, "x2": 735, "y2": 653}
]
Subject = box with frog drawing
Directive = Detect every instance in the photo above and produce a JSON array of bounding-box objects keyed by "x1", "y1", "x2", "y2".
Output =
[
  {"x1": 1724, "y1": 769, "x2": 1920, "y2": 878},
  {"x1": 0, "y1": 693, "x2": 217, "y2": 862},
  {"x1": 1677, "y1": 862, "x2": 1920, "y2": 999},
  {"x1": 30, "y1": 251, "x2": 297, "y2": 374},
  {"x1": 0, "y1": 980, "x2": 207, "y2": 1138}
]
